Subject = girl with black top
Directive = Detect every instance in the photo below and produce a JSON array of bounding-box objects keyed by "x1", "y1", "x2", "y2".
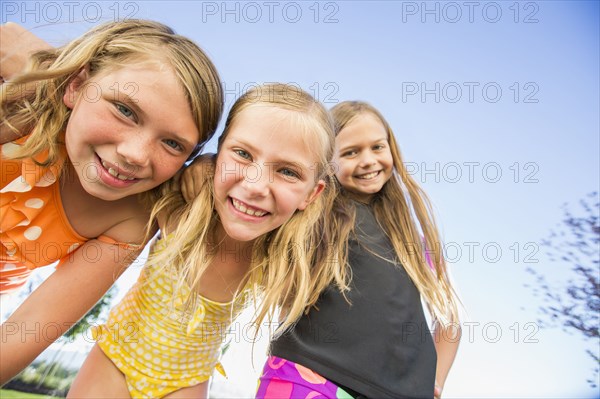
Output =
[{"x1": 256, "y1": 101, "x2": 462, "y2": 399}]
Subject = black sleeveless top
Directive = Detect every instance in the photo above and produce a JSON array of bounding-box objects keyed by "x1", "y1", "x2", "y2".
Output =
[{"x1": 271, "y1": 202, "x2": 436, "y2": 398}]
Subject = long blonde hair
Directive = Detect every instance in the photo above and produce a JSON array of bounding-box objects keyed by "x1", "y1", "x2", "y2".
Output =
[
  {"x1": 147, "y1": 84, "x2": 347, "y2": 334},
  {"x1": 0, "y1": 19, "x2": 223, "y2": 205},
  {"x1": 331, "y1": 101, "x2": 459, "y2": 324}
]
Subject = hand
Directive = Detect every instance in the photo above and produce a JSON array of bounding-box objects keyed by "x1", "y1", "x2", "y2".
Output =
[
  {"x1": 0, "y1": 22, "x2": 52, "y2": 81},
  {"x1": 180, "y1": 153, "x2": 216, "y2": 203},
  {"x1": 434, "y1": 383, "x2": 442, "y2": 399}
]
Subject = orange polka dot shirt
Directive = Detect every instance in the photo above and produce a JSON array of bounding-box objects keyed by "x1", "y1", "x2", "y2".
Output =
[{"x1": 1, "y1": 138, "x2": 136, "y2": 294}]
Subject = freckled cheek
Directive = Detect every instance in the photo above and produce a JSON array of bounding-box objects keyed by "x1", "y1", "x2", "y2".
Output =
[
  {"x1": 74, "y1": 102, "x2": 107, "y2": 127},
  {"x1": 150, "y1": 153, "x2": 185, "y2": 183}
]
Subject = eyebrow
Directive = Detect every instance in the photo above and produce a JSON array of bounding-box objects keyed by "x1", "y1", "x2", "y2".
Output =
[
  {"x1": 339, "y1": 138, "x2": 387, "y2": 153},
  {"x1": 113, "y1": 89, "x2": 196, "y2": 150},
  {"x1": 230, "y1": 138, "x2": 310, "y2": 174},
  {"x1": 113, "y1": 88, "x2": 145, "y2": 116},
  {"x1": 338, "y1": 145, "x2": 357, "y2": 153}
]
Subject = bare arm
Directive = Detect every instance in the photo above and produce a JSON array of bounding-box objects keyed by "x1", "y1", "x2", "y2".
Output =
[
  {"x1": 0, "y1": 240, "x2": 139, "y2": 385},
  {"x1": 0, "y1": 22, "x2": 51, "y2": 81},
  {"x1": 0, "y1": 23, "x2": 52, "y2": 144},
  {"x1": 0, "y1": 124, "x2": 24, "y2": 145},
  {"x1": 433, "y1": 321, "x2": 461, "y2": 398}
]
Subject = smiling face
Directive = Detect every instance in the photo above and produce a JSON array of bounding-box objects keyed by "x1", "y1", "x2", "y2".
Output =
[
  {"x1": 63, "y1": 63, "x2": 200, "y2": 201},
  {"x1": 333, "y1": 112, "x2": 394, "y2": 202},
  {"x1": 214, "y1": 105, "x2": 325, "y2": 243}
]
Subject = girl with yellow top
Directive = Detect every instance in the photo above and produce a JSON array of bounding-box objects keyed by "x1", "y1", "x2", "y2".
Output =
[{"x1": 67, "y1": 84, "x2": 343, "y2": 398}]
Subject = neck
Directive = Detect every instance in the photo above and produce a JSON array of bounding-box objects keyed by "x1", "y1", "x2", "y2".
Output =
[
  {"x1": 344, "y1": 189, "x2": 375, "y2": 205},
  {"x1": 214, "y1": 223, "x2": 255, "y2": 261}
]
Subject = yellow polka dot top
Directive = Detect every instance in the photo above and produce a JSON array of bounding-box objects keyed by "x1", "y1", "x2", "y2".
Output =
[{"x1": 94, "y1": 237, "x2": 249, "y2": 393}]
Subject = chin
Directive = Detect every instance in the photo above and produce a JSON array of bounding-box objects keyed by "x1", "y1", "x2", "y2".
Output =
[
  {"x1": 230, "y1": 233, "x2": 260, "y2": 243},
  {"x1": 222, "y1": 225, "x2": 261, "y2": 243},
  {"x1": 82, "y1": 186, "x2": 128, "y2": 202}
]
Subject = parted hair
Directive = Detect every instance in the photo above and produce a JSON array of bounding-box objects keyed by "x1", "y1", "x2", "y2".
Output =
[
  {"x1": 330, "y1": 101, "x2": 460, "y2": 324},
  {"x1": 0, "y1": 19, "x2": 223, "y2": 205},
  {"x1": 146, "y1": 83, "x2": 348, "y2": 334}
]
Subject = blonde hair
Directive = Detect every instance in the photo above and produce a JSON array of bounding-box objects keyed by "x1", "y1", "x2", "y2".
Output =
[
  {"x1": 330, "y1": 101, "x2": 460, "y2": 324},
  {"x1": 147, "y1": 83, "x2": 347, "y2": 334},
  {"x1": 0, "y1": 19, "x2": 223, "y2": 205}
]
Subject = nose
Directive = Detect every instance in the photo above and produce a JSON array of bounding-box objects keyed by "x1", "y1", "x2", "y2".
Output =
[
  {"x1": 240, "y1": 162, "x2": 269, "y2": 197},
  {"x1": 115, "y1": 133, "x2": 150, "y2": 168},
  {"x1": 358, "y1": 151, "x2": 377, "y2": 168}
]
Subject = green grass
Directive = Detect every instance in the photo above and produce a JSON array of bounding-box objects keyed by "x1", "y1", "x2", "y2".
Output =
[{"x1": 0, "y1": 389, "x2": 59, "y2": 398}]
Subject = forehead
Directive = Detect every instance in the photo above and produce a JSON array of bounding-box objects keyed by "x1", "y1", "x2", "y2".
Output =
[
  {"x1": 226, "y1": 105, "x2": 323, "y2": 166},
  {"x1": 336, "y1": 112, "x2": 388, "y2": 146},
  {"x1": 94, "y1": 58, "x2": 172, "y2": 77},
  {"x1": 91, "y1": 63, "x2": 187, "y2": 113}
]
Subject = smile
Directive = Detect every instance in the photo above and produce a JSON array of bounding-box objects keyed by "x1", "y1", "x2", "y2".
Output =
[
  {"x1": 231, "y1": 198, "x2": 269, "y2": 217},
  {"x1": 98, "y1": 156, "x2": 137, "y2": 181},
  {"x1": 355, "y1": 170, "x2": 381, "y2": 180}
]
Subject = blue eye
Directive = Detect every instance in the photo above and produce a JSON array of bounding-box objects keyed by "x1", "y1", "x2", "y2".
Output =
[
  {"x1": 116, "y1": 103, "x2": 134, "y2": 118},
  {"x1": 235, "y1": 149, "x2": 251, "y2": 160},
  {"x1": 280, "y1": 168, "x2": 300, "y2": 179},
  {"x1": 164, "y1": 139, "x2": 183, "y2": 152}
]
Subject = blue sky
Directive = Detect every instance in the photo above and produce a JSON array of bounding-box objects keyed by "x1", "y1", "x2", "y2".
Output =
[{"x1": 2, "y1": 1, "x2": 599, "y2": 397}]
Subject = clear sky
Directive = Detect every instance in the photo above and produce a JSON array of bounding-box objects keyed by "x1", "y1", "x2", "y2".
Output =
[{"x1": 2, "y1": 1, "x2": 599, "y2": 397}]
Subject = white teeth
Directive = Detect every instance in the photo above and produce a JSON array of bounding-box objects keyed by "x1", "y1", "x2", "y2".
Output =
[
  {"x1": 101, "y1": 160, "x2": 135, "y2": 181},
  {"x1": 357, "y1": 171, "x2": 379, "y2": 180},
  {"x1": 232, "y1": 198, "x2": 267, "y2": 217}
]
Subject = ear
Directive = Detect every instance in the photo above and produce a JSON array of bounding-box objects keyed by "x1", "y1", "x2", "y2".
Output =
[
  {"x1": 297, "y1": 179, "x2": 326, "y2": 211},
  {"x1": 63, "y1": 67, "x2": 89, "y2": 109}
]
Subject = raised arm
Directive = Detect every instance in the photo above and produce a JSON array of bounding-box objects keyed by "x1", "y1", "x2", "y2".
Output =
[
  {"x1": 0, "y1": 23, "x2": 52, "y2": 144},
  {"x1": 0, "y1": 22, "x2": 51, "y2": 81}
]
